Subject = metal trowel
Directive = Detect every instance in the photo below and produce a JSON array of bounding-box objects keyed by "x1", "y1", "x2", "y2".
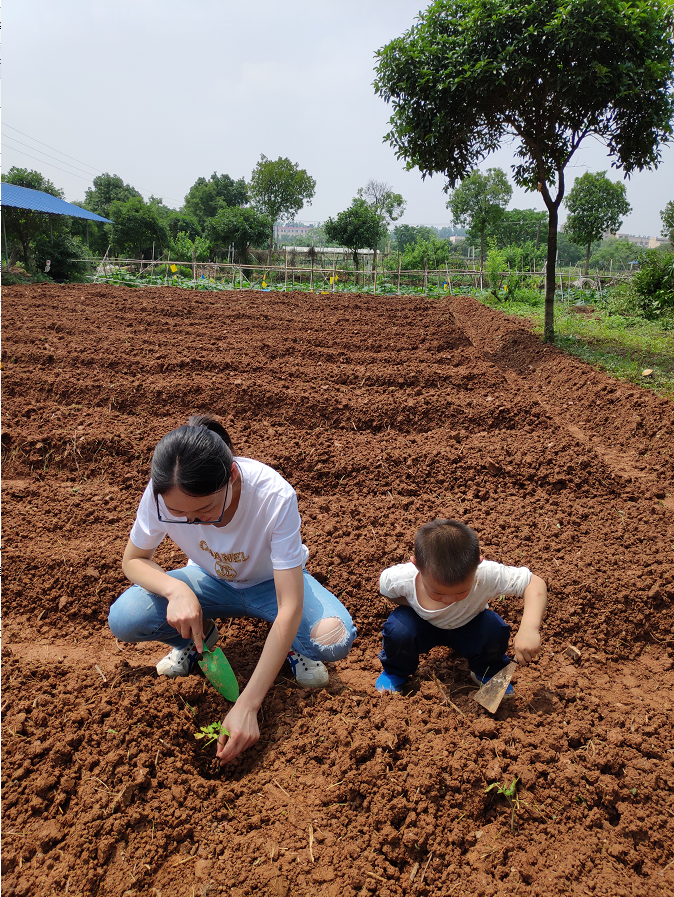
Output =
[
  {"x1": 472, "y1": 662, "x2": 517, "y2": 713},
  {"x1": 198, "y1": 646, "x2": 240, "y2": 702}
]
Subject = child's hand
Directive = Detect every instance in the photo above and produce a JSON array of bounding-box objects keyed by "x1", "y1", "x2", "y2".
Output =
[{"x1": 513, "y1": 625, "x2": 541, "y2": 665}]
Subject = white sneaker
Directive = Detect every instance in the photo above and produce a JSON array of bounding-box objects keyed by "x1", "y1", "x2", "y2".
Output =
[
  {"x1": 156, "y1": 620, "x2": 219, "y2": 678},
  {"x1": 287, "y1": 650, "x2": 329, "y2": 688}
]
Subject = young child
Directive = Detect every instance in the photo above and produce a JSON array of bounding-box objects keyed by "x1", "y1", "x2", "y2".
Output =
[{"x1": 375, "y1": 519, "x2": 547, "y2": 693}]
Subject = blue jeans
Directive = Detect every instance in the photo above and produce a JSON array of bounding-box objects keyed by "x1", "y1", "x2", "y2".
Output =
[
  {"x1": 378, "y1": 606, "x2": 510, "y2": 680},
  {"x1": 109, "y1": 566, "x2": 356, "y2": 663}
]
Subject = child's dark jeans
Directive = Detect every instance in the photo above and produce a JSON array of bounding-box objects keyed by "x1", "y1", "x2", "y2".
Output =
[{"x1": 378, "y1": 606, "x2": 511, "y2": 680}]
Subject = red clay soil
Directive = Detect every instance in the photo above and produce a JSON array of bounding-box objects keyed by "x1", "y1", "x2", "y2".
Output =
[{"x1": 2, "y1": 285, "x2": 673, "y2": 897}]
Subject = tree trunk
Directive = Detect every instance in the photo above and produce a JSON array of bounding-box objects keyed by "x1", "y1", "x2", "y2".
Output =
[
  {"x1": 267, "y1": 225, "x2": 273, "y2": 267},
  {"x1": 584, "y1": 242, "x2": 591, "y2": 277},
  {"x1": 480, "y1": 226, "x2": 485, "y2": 272},
  {"x1": 544, "y1": 205, "x2": 558, "y2": 343}
]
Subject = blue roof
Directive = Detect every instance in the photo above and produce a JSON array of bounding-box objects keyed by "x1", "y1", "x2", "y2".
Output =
[{"x1": 1, "y1": 183, "x2": 112, "y2": 223}]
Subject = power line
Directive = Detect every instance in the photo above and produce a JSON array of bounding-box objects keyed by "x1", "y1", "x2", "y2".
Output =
[
  {"x1": 3, "y1": 123, "x2": 101, "y2": 172},
  {"x1": 3, "y1": 135, "x2": 103, "y2": 178},
  {"x1": 2, "y1": 122, "x2": 182, "y2": 205}
]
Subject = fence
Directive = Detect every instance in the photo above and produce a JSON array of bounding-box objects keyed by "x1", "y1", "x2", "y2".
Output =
[{"x1": 84, "y1": 253, "x2": 629, "y2": 299}]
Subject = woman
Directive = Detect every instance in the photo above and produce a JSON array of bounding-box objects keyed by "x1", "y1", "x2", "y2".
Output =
[{"x1": 109, "y1": 415, "x2": 356, "y2": 764}]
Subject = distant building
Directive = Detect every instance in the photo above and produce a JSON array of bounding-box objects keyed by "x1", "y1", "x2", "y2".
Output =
[
  {"x1": 608, "y1": 233, "x2": 669, "y2": 249},
  {"x1": 449, "y1": 235, "x2": 466, "y2": 244},
  {"x1": 275, "y1": 223, "x2": 313, "y2": 240}
]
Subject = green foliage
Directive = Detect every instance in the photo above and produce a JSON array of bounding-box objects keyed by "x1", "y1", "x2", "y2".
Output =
[
  {"x1": 324, "y1": 199, "x2": 382, "y2": 267},
  {"x1": 557, "y1": 231, "x2": 588, "y2": 267},
  {"x1": 249, "y1": 155, "x2": 316, "y2": 252},
  {"x1": 631, "y1": 250, "x2": 674, "y2": 319},
  {"x1": 205, "y1": 206, "x2": 272, "y2": 261},
  {"x1": 83, "y1": 173, "x2": 141, "y2": 220},
  {"x1": 394, "y1": 235, "x2": 457, "y2": 271},
  {"x1": 393, "y1": 224, "x2": 438, "y2": 252},
  {"x1": 485, "y1": 777, "x2": 520, "y2": 831},
  {"x1": 374, "y1": 0, "x2": 674, "y2": 341},
  {"x1": 564, "y1": 172, "x2": 632, "y2": 273},
  {"x1": 588, "y1": 237, "x2": 638, "y2": 273},
  {"x1": 109, "y1": 196, "x2": 170, "y2": 258},
  {"x1": 182, "y1": 172, "x2": 248, "y2": 230},
  {"x1": 172, "y1": 231, "x2": 211, "y2": 262},
  {"x1": 33, "y1": 234, "x2": 90, "y2": 282},
  {"x1": 2, "y1": 166, "x2": 64, "y2": 196},
  {"x1": 194, "y1": 721, "x2": 227, "y2": 747},
  {"x1": 492, "y1": 209, "x2": 547, "y2": 249},
  {"x1": 447, "y1": 169, "x2": 512, "y2": 264},
  {"x1": 661, "y1": 200, "x2": 674, "y2": 245}
]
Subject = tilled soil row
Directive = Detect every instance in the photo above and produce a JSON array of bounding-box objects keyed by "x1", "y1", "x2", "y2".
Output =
[{"x1": 2, "y1": 284, "x2": 673, "y2": 897}]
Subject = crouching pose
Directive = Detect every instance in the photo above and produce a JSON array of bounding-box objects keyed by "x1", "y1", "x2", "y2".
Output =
[
  {"x1": 109, "y1": 414, "x2": 356, "y2": 763},
  {"x1": 376, "y1": 519, "x2": 546, "y2": 694}
]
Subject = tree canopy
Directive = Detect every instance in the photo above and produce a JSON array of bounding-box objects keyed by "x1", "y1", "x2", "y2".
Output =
[
  {"x1": 205, "y1": 206, "x2": 272, "y2": 262},
  {"x1": 109, "y1": 196, "x2": 170, "y2": 259},
  {"x1": 83, "y1": 173, "x2": 141, "y2": 220},
  {"x1": 182, "y1": 172, "x2": 248, "y2": 230},
  {"x1": 447, "y1": 168, "x2": 512, "y2": 267},
  {"x1": 564, "y1": 172, "x2": 632, "y2": 273},
  {"x1": 374, "y1": 0, "x2": 674, "y2": 339},
  {"x1": 324, "y1": 199, "x2": 382, "y2": 269},
  {"x1": 249, "y1": 155, "x2": 316, "y2": 259}
]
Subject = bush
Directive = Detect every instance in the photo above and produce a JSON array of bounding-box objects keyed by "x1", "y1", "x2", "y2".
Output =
[
  {"x1": 631, "y1": 250, "x2": 674, "y2": 319},
  {"x1": 32, "y1": 234, "x2": 90, "y2": 282}
]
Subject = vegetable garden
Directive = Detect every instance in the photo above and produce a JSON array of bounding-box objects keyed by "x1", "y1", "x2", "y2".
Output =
[{"x1": 2, "y1": 283, "x2": 673, "y2": 897}]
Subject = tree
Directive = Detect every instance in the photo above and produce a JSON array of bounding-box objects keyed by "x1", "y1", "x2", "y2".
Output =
[
  {"x1": 83, "y1": 173, "x2": 141, "y2": 219},
  {"x1": 588, "y1": 236, "x2": 639, "y2": 272},
  {"x1": 109, "y1": 197, "x2": 170, "y2": 259},
  {"x1": 205, "y1": 206, "x2": 272, "y2": 262},
  {"x1": 374, "y1": 0, "x2": 674, "y2": 341},
  {"x1": 183, "y1": 172, "x2": 248, "y2": 230},
  {"x1": 356, "y1": 179, "x2": 406, "y2": 264},
  {"x1": 393, "y1": 224, "x2": 438, "y2": 252},
  {"x1": 564, "y1": 172, "x2": 632, "y2": 274},
  {"x1": 249, "y1": 155, "x2": 316, "y2": 262},
  {"x1": 661, "y1": 201, "x2": 674, "y2": 245},
  {"x1": 493, "y1": 209, "x2": 548, "y2": 250},
  {"x1": 324, "y1": 199, "x2": 382, "y2": 279},
  {"x1": 1, "y1": 167, "x2": 65, "y2": 267},
  {"x1": 447, "y1": 168, "x2": 512, "y2": 268}
]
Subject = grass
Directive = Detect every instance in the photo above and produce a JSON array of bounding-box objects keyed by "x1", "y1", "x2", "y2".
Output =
[{"x1": 480, "y1": 290, "x2": 674, "y2": 399}]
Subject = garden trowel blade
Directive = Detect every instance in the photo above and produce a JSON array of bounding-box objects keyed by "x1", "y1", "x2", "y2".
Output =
[
  {"x1": 472, "y1": 662, "x2": 517, "y2": 714},
  {"x1": 198, "y1": 647, "x2": 239, "y2": 702}
]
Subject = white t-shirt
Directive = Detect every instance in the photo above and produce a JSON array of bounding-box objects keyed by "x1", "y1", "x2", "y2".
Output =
[
  {"x1": 379, "y1": 560, "x2": 532, "y2": 630},
  {"x1": 129, "y1": 457, "x2": 309, "y2": 588}
]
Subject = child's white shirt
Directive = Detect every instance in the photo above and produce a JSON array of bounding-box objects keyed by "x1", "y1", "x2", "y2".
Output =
[
  {"x1": 129, "y1": 457, "x2": 309, "y2": 589},
  {"x1": 379, "y1": 560, "x2": 532, "y2": 629}
]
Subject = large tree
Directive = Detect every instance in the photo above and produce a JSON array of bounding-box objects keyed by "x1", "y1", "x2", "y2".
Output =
[
  {"x1": 356, "y1": 179, "x2": 406, "y2": 265},
  {"x1": 83, "y1": 173, "x2": 141, "y2": 220},
  {"x1": 1, "y1": 167, "x2": 65, "y2": 267},
  {"x1": 447, "y1": 168, "x2": 512, "y2": 269},
  {"x1": 324, "y1": 199, "x2": 382, "y2": 280},
  {"x1": 249, "y1": 155, "x2": 316, "y2": 262},
  {"x1": 205, "y1": 206, "x2": 272, "y2": 263},
  {"x1": 109, "y1": 196, "x2": 170, "y2": 259},
  {"x1": 564, "y1": 172, "x2": 632, "y2": 274},
  {"x1": 374, "y1": 0, "x2": 674, "y2": 341},
  {"x1": 182, "y1": 172, "x2": 248, "y2": 230}
]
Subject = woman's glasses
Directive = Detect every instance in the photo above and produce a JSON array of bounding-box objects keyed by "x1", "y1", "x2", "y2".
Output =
[{"x1": 155, "y1": 480, "x2": 230, "y2": 525}]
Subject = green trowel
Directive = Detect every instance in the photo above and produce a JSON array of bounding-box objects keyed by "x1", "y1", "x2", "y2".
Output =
[{"x1": 198, "y1": 646, "x2": 240, "y2": 702}]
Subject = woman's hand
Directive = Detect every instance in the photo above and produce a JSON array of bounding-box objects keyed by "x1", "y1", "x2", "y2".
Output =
[
  {"x1": 165, "y1": 581, "x2": 204, "y2": 652},
  {"x1": 215, "y1": 700, "x2": 260, "y2": 765}
]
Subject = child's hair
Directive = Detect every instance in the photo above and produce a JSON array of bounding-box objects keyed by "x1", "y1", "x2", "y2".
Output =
[
  {"x1": 414, "y1": 519, "x2": 480, "y2": 586},
  {"x1": 151, "y1": 414, "x2": 234, "y2": 497}
]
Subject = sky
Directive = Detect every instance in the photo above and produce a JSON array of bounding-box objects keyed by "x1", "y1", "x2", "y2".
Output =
[{"x1": 4, "y1": 0, "x2": 672, "y2": 237}]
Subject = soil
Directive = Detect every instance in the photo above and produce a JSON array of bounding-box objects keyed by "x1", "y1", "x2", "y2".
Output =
[{"x1": 2, "y1": 284, "x2": 674, "y2": 897}]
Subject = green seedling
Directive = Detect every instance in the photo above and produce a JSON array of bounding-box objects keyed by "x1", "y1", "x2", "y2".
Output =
[
  {"x1": 485, "y1": 778, "x2": 520, "y2": 832},
  {"x1": 194, "y1": 721, "x2": 229, "y2": 748}
]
